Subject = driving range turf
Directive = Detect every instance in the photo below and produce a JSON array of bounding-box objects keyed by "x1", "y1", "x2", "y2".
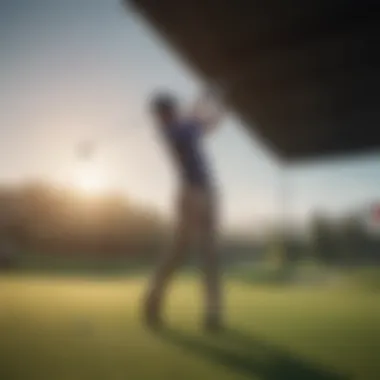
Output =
[{"x1": 1, "y1": 273, "x2": 379, "y2": 380}]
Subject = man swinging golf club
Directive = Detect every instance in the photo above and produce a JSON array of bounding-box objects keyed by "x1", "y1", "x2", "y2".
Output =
[{"x1": 144, "y1": 88, "x2": 225, "y2": 332}]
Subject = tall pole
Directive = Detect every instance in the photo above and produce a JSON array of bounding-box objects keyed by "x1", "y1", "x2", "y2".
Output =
[
  {"x1": 278, "y1": 163, "x2": 289, "y2": 236},
  {"x1": 278, "y1": 162, "x2": 290, "y2": 267}
]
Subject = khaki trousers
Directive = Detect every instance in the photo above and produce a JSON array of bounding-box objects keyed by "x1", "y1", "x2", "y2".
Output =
[{"x1": 147, "y1": 184, "x2": 221, "y2": 318}]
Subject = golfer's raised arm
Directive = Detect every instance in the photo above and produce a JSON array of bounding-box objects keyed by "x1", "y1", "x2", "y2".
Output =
[{"x1": 190, "y1": 89, "x2": 225, "y2": 134}]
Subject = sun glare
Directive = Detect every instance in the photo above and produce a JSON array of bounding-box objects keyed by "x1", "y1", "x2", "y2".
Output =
[{"x1": 74, "y1": 165, "x2": 108, "y2": 194}]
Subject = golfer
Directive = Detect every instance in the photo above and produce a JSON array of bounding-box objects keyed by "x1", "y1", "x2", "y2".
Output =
[{"x1": 144, "y1": 89, "x2": 225, "y2": 332}]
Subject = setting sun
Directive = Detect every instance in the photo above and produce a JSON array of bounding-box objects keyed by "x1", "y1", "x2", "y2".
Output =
[{"x1": 74, "y1": 165, "x2": 108, "y2": 194}]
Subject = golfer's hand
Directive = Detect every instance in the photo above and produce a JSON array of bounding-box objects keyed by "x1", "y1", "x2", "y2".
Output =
[{"x1": 192, "y1": 88, "x2": 225, "y2": 134}]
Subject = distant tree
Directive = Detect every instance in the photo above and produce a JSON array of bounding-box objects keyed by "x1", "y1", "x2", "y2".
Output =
[
  {"x1": 309, "y1": 214, "x2": 339, "y2": 264},
  {"x1": 337, "y1": 213, "x2": 369, "y2": 263}
]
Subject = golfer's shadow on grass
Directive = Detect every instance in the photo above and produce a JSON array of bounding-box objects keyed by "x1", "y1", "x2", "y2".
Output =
[{"x1": 157, "y1": 327, "x2": 349, "y2": 380}]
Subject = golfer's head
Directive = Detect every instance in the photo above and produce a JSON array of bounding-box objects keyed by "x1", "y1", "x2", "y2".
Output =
[{"x1": 150, "y1": 92, "x2": 178, "y2": 125}]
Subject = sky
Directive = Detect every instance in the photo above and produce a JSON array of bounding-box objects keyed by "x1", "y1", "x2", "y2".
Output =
[{"x1": 1, "y1": 0, "x2": 380, "y2": 232}]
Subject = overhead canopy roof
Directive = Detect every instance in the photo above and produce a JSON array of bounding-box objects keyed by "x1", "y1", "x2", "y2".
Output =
[{"x1": 126, "y1": 0, "x2": 380, "y2": 162}]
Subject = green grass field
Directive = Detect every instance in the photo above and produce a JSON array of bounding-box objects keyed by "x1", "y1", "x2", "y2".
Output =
[{"x1": 1, "y1": 272, "x2": 379, "y2": 380}]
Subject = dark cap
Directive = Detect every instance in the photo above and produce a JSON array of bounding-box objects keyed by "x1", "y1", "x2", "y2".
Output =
[{"x1": 150, "y1": 91, "x2": 178, "y2": 113}]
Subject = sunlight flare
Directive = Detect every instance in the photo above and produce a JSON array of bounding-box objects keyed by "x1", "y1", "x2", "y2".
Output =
[{"x1": 73, "y1": 164, "x2": 108, "y2": 195}]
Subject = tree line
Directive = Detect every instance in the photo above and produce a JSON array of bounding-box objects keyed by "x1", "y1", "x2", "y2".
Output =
[
  {"x1": 0, "y1": 182, "x2": 169, "y2": 264},
  {"x1": 268, "y1": 212, "x2": 380, "y2": 267},
  {"x1": 1, "y1": 181, "x2": 379, "y2": 269}
]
